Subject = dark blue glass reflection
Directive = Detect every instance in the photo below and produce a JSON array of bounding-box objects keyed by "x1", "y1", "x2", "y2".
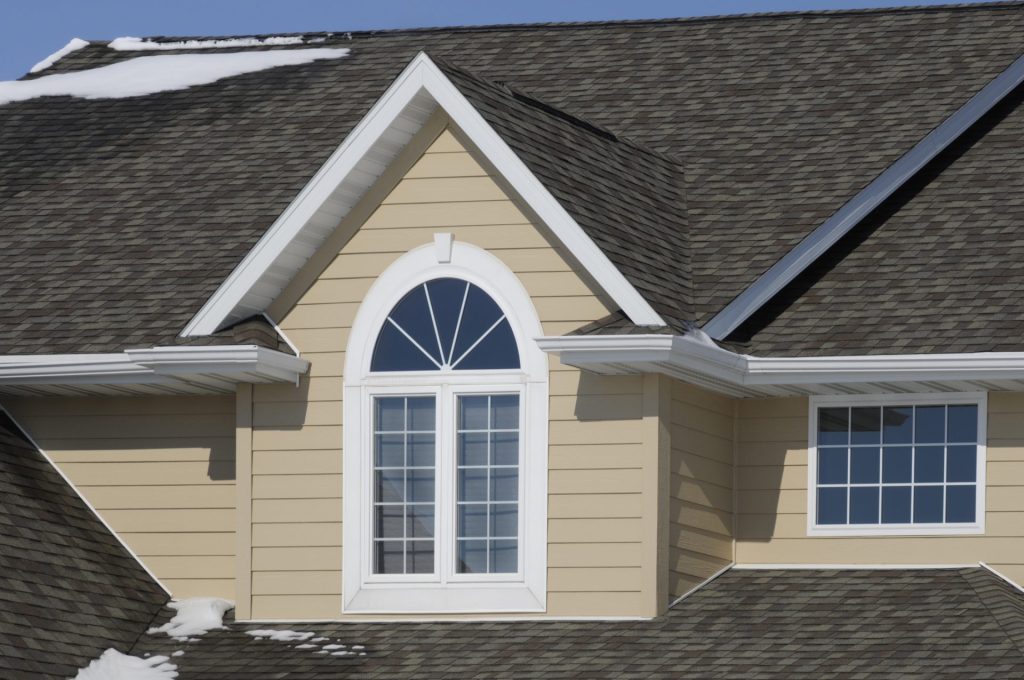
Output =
[
  {"x1": 945, "y1": 486, "x2": 975, "y2": 523},
  {"x1": 913, "y1": 486, "x2": 944, "y2": 523},
  {"x1": 818, "y1": 488, "x2": 847, "y2": 525},
  {"x1": 850, "y1": 487, "x2": 879, "y2": 524}
]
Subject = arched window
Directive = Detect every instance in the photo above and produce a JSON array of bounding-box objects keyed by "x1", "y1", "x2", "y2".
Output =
[{"x1": 343, "y1": 241, "x2": 547, "y2": 614}]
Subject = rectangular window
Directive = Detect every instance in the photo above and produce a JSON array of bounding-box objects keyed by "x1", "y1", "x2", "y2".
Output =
[
  {"x1": 372, "y1": 396, "x2": 435, "y2": 574},
  {"x1": 456, "y1": 394, "x2": 519, "y2": 574},
  {"x1": 810, "y1": 396, "x2": 984, "y2": 535}
]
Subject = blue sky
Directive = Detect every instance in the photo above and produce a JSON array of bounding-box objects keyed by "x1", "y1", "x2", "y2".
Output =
[{"x1": 1, "y1": 0, "x2": 995, "y2": 80}]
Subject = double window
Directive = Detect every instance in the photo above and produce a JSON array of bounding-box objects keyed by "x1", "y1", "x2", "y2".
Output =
[{"x1": 809, "y1": 395, "x2": 985, "y2": 535}]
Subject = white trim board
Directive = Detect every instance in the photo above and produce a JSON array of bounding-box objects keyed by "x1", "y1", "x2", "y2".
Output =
[
  {"x1": 703, "y1": 52, "x2": 1024, "y2": 341},
  {"x1": 181, "y1": 51, "x2": 665, "y2": 338},
  {"x1": 538, "y1": 333, "x2": 1024, "y2": 398}
]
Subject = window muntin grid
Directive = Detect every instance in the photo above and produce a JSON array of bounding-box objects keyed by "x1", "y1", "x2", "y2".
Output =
[
  {"x1": 456, "y1": 394, "x2": 520, "y2": 574},
  {"x1": 372, "y1": 395, "x2": 436, "y2": 574},
  {"x1": 815, "y1": 404, "x2": 979, "y2": 527}
]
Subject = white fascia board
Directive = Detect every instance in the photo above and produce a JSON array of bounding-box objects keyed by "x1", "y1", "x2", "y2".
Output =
[
  {"x1": 539, "y1": 334, "x2": 1024, "y2": 390},
  {"x1": 703, "y1": 52, "x2": 1024, "y2": 341},
  {"x1": 182, "y1": 52, "x2": 665, "y2": 337},
  {"x1": 0, "y1": 346, "x2": 308, "y2": 386}
]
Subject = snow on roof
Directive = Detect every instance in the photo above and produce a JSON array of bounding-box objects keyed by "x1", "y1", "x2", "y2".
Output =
[
  {"x1": 109, "y1": 36, "x2": 307, "y2": 51},
  {"x1": 147, "y1": 598, "x2": 234, "y2": 641},
  {"x1": 29, "y1": 37, "x2": 90, "y2": 73},
  {"x1": 246, "y1": 629, "x2": 316, "y2": 642},
  {"x1": 73, "y1": 649, "x2": 177, "y2": 680},
  {"x1": 1, "y1": 47, "x2": 349, "y2": 106}
]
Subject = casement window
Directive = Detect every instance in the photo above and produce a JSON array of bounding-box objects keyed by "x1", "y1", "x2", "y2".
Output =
[
  {"x1": 343, "y1": 241, "x2": 547, "y2": 613},
  {"x1": 808, "y1": 394, "x2": 985, "y2": 536}
]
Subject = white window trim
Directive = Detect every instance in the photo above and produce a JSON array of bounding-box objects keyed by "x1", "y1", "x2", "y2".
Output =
[
  {"x1": 807, "y1": 392, "x2": 986, "y2": 537},
  {"x1": 343, "y1": 240, "x2": 547, "y2": 614}
]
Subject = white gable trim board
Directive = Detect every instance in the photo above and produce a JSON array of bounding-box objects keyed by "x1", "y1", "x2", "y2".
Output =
[{"x1": 180, "y1": 52, "x2": 666, "y2": 339}]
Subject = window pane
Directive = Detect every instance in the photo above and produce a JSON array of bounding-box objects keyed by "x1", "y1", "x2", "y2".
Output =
[
  {"x1": 375, "y1": 434, "x2": 404, "y2": 468},
  {"x1": 407, "y1": 470, "x2": 435, "y2": 503},
  {"x1": 408, "y1": 434, "x2": 435, "y2": 468},
  {"x1": 881, "y1": 486, "x2": 911, "y2": 524},
  {"x1": 947, "y1": 405, "x2": 978, "y2": 443},
  {"x1": 387, "y1": 285, "x2": 442, "y2": 365},
  {"x1": 491, "y1": 468, "x2": 519, "y2": 503},
  {"x1": 882, "y1": 406, "x2": 913, "y2": 444},
  {"x1": 424, "y1": 278, "x2": 468, "y2": 363},
  {"x1": 375, "y1": 541, "x2": 403, "y2": 574},
  {"x1": 407, "y1": 505, "x2": 434, "y2": 538},
  {"x1": 882, "y1": 446, "x2": 912, "y2": 483},
  {"x1": 371, "y1": 322, "x2": 439, "y2": 372},
  {"x1": 491, "y1": 504, "x2": 518, "y2": 538},
  {"x1": 491, "y1": 431, "x2": 519, "y2": 466},
  {"x1": 458, "y1": 469, "x2": 488, "y2": 502},
  {"x1": 817, "y1": 487, "x2": 847, "y2": 525},
  {"x1": 913, "y1": 486, "x2": 944, "y2": 523},
  {"x1": 376, "y1": 398, "x2": 406, "y2": 432},
  {"x1": 946, "y1": 486, "x2": 976, "y2": 523},
  {"x1": 490, "y1": 540, "x2": 518, "y2": 574},
  {"x1": 915, "y1": 406, "x2": 945, "y2": 443},
  {"x1": 818, "y1": 408, "x2": 849, "y2": 446},
  {"x1": 376, "y1": 469, "x2": 404, "y2": 502},
  {"x1": 491, "y1": 395, "x2": 519, "y2": 430},
  {"x1": 850, "y1": 448, "x2": 880, "y2": 484},
  {"x1": 456, "y1": 318, "x2": 520, "y2": 370},
  {"x1": 818, "y1": 448, "x2": 848, "y2": 485},
  {"x1": 850, "y1": 407, "x2": 881, "y2": 445},
  {"x1": 850, "y1": 487, "x2": 880, "y2": 524},
  {"x1": 458, "y1": 540, "x2": 488, "y2": 574},
  {"x1": 407, "y1": 397, "x2": 435, "y2": 431},
  {"x1": 458, "y1": 504, "x2": 488, "y2": 538},
  {"x1": 947, "y1": 445, "x2": 977, "y2": 483},
  {"x1": 375, "y1": 505, "x2": 403, "y2": 538},
  {"x1": 914, "y1": 446, "x2": 944, "y2": 483},
  {"x1": 408, "y1": 541, "x2": 434, "y2": 574},
  {"x1": 458, "y1": 432, "x2": 488, "y2": 467},
  {"x1": 459, "y1": 396, "x2": 489, "y2": 430},
  {"x1": 451, "y1": 285, "x2": 504, "y2": 363}
]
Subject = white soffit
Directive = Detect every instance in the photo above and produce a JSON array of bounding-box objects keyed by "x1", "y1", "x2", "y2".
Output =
[
  {"x1": 703, "y1": 52, "x2": 1024, "y2": 341},
  {"x1": 537, "y1": 334, "x2": 1024, "y2": 398},
  {"x1": 181, "y1": 52, "x2": 665, "y2": 337}
]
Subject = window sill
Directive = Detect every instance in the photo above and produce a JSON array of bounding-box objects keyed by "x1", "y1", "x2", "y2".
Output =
[
  {"x1": 343, "y1": 582, "x2": 545, "y2": 614},
  {"x1": 807, "y1": 523, "x2": 984, "y2": 537}
]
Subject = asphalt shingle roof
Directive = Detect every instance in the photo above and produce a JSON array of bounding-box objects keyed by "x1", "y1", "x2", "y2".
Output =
[
  {"x1": 0, "y1": 413, "x2": 168, "y2": 679},
  {"x1": 3, "y1": 3, "x2": 1024, "y2": 354},
  {"x1": 128, "y1": 568, "x2": 1024, "y2": 679}
]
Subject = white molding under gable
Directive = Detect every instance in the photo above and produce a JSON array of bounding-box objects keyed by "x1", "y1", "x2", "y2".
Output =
[
  {"x1": 181, "y1": 51, "x2": 666, "y2": 338},
  {"x1": 703, "y1": 52, "x2": 1024, "y2": 341}
]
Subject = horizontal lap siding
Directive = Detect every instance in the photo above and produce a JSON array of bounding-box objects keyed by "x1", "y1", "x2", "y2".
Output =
[
  {"x1": 3, "y1": 395, "x2": 236, "y2": 599},
  {"x1": 668, "y1": 381, "x2": 735, "y2": 598},
  {"x1": 251, "y1": 127, "x2": 650, "y2": 619},
  {"x1": 735, "y1": 394, "x2": 1024, "y2": 585}
]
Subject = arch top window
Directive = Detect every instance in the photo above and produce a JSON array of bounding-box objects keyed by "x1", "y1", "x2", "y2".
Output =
[{"x1": 371, "y1": 278, "x2": 520, "y2": 372}]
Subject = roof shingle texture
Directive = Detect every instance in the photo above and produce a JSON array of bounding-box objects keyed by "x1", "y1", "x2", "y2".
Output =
[
  {"x1": 0, "y1": 413, "x2": 168, "y2": 679},
  {"x1": 4, "y1": 3, "x2": 1024, "y2": 353},
  {"x1": 129, "y1": 568, "x2": 1024, "y2": 679}
]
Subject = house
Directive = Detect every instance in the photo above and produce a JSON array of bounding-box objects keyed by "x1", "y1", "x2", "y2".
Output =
[{"x1": 4, "y1": 1, "x2": 1024, "y2": 677}]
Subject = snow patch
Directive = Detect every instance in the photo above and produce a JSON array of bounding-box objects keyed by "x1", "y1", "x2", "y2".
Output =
[
  {"x1": 73, "y1": 649, "x2": 177, "y2": 680},
  {"x1": 148, "y1": 598, "x2": 234, "y2": 641},
  {"x1": 30, "y1": 38, "x2": 89, "y2": 74},
  {"x1": 246, "y1": 629, "x2": 316, "y2": 642},
  {"x1": 109, "y1": 36, "x2": 305, "y2": 51},
  {"x1": 0, "y1": 48, "x2": 349, "y2": 106}
]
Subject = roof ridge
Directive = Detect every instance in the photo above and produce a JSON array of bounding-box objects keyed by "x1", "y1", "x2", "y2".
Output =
[
  {"x1": 960, "y1": 567, "x2": 1024, "y2": 657},
  {"x1": 83, "y1": 1, "x2": 1024, "y2": 44}
]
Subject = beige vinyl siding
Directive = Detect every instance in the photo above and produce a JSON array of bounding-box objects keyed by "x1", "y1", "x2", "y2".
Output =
[
  {"x1": 247, "y1": 122, "x2": 661, "y2": 619},
  {"x1": 735, "y1": 394, "x2": 1024, "y2": 584},
  {"x1": 3, "y1": 395, "x2": 235, "y2": 599},
  {"x1": 668, "y1": 380, "x2": 735, "y2": 598}
]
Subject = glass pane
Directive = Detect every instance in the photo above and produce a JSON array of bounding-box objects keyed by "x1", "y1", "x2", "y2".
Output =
[
  {"x1": 458, "y1": 504, "x2": 488, "y2": 538},
  {"x1": 491, "y1": 395, "x2": 519, "y2": 430},
  {"x1": 491, "y1": 431, "x2": 519, "y2": 466},
  {"x1": 375, "y1": 541, "x2": 403, "y2": 574},
  {"x1": 915, "y1": 406, "x2": 945, "y2": 443},
  {"x1": 490, "y1": 540, "x2": 518, "y2": 573},
  {"x1": 407, "y1": 397, "x2": 435, "y2": 431},
  {"x1": 913, "y1": 486, "x2": 944, "y2": 523},
  {"x1": 881, "y1": 486, "x2": 911, "y2": 523},
  {"x1": 375, "y1": 434, "x2": 405, "y2": 468},
  {"x1": 451, "y1": 285, "x2": 504, "y2": 362},
  {"x1": 947, "y1": 405, "x2": 978, "y2": 443},
  {"x1": 850, "y1": 407, "x2": 881, "y2": 445},
  {"x1": 459, "y1": 396, "x2": 489, "y2": 430},
  {"x1": 408, "y1": 541, "x2": 434, "y2": 574},
  {"x1": 914, "y1": 446, "x2": 944, "y2": 483},
  {"x1": 850, "y1": 448, "x2": 880, "y2": 484},
  {"x1": 818, "y1": 448, "x2": 848, "y2": 485},
  {"x1": 387, "y1": 285, "x2": 442, "y2": 365},
  {"x1": 407, "y1": 505, "x2": 434, "y2": 538},
  {"x1": 375, "y1": 505, "x2": 403, "y2": 538},
  {"x1": 818, "y1": 487, "x2": 847, "y2": 524},
  {"x1": 375, "y1": 398, "x2": 406, "y2": 432},
  {"x1": 491, "y1": 504, "x2": 518, "y2": 538},
  {"x1": 947, "y1": 445, "x2": 977, "y2": 483},
  {"x1": 882, "y1": 406, "x2": 913, "y2": 444},
  {"x1": 458, "y1": 469, "x2": 488, "y2": 502},
  {"x1": 850, "y1": 487, "x2": 880, "y2": 524},
  {"x1": 371, "y1": 321, "x2": 438, "y2": 372},
  {"x1": 946, "y1": 486, "x2": 976, "y2": 523},
  {"x1": 407, "y1": 470, "x2": 435, "y2": 503},
  {"x1": 376, "y1": 469, "x2": 405, "y2": 502},
  {"x1": 456, "y1": 318, "x2": 521, "y2": 370},
  {"x1": 491, "y1": 468, "x2": 519, "y2": 503},
  {"x1": 882, "y1": 446, "x2": 912, "y2": 483},
  {"x1": 458, "y1": 432, "x2": 488, "y2": 467},
  {"x1": 424, "y1": 278, "x2": 468, "y2": 363},
  {"x1": 818, "y1": 408, "x2": 849, "y2": 446},
  {"x1": 458, "y1": 540, "x2": 488, "y2": 574},
  {"x1": 408, "y1": 434, "x2": 435, "y2": 468}
]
